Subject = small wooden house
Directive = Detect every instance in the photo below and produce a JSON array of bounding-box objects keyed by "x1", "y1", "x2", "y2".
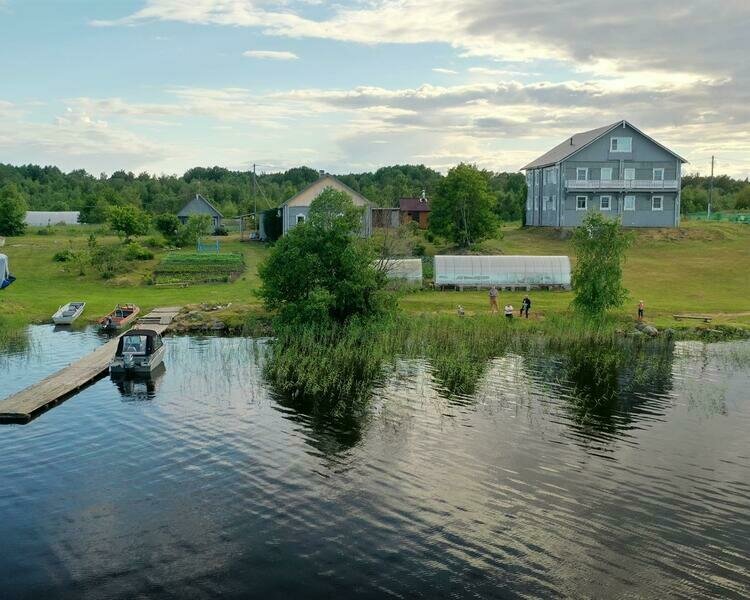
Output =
[
  {"x1": 177, "y1": 194, "x2": 223, "y2": 230},
  {"x1": 399, "y1": 193, "x2": 430, "y2": 229}
]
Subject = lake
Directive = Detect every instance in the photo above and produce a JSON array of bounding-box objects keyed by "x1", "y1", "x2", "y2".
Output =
[{"x1": 1, "y1": 326, "x2": 749, "y2": 599}]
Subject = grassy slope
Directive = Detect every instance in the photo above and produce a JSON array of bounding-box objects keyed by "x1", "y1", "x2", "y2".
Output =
[{"x1": 2, "y1": 221, "x2": 749, "y2": 330}]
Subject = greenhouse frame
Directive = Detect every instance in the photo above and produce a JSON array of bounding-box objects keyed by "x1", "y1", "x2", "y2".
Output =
[
  {"x1": 434, "y1": 255, "x2": 571, "y2": 290},
  {"x1": 376, "y1": 258, "x2": 423, "y2": 286}
]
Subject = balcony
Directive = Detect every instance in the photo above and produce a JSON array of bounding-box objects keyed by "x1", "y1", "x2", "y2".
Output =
[{"x1": 565, "y1": 179, "x2": 679, "y2": 191}]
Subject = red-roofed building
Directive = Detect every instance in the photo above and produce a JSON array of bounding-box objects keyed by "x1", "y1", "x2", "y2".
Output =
[{"x1": 399, "y1": 192, "x2": 431, "y2": 229}]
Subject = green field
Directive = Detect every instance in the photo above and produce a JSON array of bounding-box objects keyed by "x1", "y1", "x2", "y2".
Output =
[{"x1": 1, "y1": 221, "x2": 749, "y2": 330}]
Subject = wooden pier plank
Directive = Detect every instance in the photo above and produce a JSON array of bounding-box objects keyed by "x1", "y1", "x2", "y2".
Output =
[{"x1": 0, "y1": 307, "x2": 181, "y2": 423}]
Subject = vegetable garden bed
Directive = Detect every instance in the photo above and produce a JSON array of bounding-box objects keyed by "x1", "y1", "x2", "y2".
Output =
[{"x1": 153, "y1": 253, "x2": 245, "y2": 285}]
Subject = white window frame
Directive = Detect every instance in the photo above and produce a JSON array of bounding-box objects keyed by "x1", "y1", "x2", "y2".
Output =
[
  {"x1": 296, "y1": 214, "x2": 306, "y2": 224},
  {"x1": 576, "y1": 195, "x2": 588, "y2": 211},
  {"x1": 551, "y1": 194, "x2": 557, "y2": 211},
  {"x1": 542, "y1": 195, "x2": 548, "y2": 211},
  {"x1": 624, "y1": 195, "x2": 636, "y2": 211},
  {"x1": 653, "y1": 168, "x2": 665, "y2": 181},
  {"x1": 600, "y1": 167, "x2": 613, "y2": 181},
  {"x1": 624, "y1": 167, "x2": 636, "y2": 181},
  {"x1": 610, "y1": 137, "x2": 632, "y2": 153},
  {"x1": 600, "y1": 195, "x2": 612, "y2": 211},
  {"x1": 576, "y1": 167, "x2": 588, "y2": 181},
  {"x1": 652, "y1": 196, "x2": 663, "y2": 211}
]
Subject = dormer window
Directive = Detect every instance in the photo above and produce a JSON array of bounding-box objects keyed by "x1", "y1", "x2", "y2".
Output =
[{"x1": 610, "y1": 137, "x2": 632, "y2": 152}]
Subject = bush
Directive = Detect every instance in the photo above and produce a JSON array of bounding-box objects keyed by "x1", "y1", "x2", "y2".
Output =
[
  {"x1": 124, "y1": 242, "x2": 155, "y2": 261},
  {"x1": 53, "y1": 249, "x2": 74, "y2": 262},
  {"x1": 413, "y1": 242, "x2": 426, "y2": 257},
  {"x1": 90, "y1": 244, "x2": 128, "y2": 279},
  {"x1": 0, "y1": 184, "x2": 28, "y2": 236},
  {"x1": 425, "y1": 231, "x2": 435, "y2": 243},
  {"x1": 154, "y1": 213, "x2": 181, "y2": 239},
  {"x1": 107, "y1": 205, "x2": 151, "y2": 240},
  {"x1": 36, "y1": 226, "x2": 53, "y2": 236},
  {"x1": 214, "y1": 225, "x2": 229, "y2": 236},
  {"x1": 144, "y1": 236, "x2": 166, "y2": 249},
  {"x1": 174, "y1": 214, "x2": 211, "y2": 247}
]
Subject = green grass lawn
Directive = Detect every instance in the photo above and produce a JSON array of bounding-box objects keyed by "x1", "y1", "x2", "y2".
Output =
[{"x1": 2, "y1": 221, "x2": 749, "y2": 330}]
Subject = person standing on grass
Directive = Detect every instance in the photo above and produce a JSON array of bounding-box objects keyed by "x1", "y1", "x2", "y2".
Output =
[
  {"x1": 504, "y1": 304, "x2": 514, "y2": 320},
  {"x1": 489, "y1": 285, "x2": 499, "y2": 314},
  {"x1": 520, "y1": 295, "x2": 531, "y2": 319},
  {"x1": 638, "y1": 300, "x2": 645, "y2": 321}
]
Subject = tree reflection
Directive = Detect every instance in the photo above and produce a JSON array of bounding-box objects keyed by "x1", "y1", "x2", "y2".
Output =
[{"x1": 556, "y1": 339, "x2": 675, "y2": 437}]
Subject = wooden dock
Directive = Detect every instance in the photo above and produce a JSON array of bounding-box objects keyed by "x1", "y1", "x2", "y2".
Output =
[{"x1": 0, "y1": 307, "x2": 181, "y2": 424}]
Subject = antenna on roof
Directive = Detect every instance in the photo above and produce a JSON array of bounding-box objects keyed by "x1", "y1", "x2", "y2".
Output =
[{"x1": 569, "y1": 137, "x2": 573, "y2": 146}]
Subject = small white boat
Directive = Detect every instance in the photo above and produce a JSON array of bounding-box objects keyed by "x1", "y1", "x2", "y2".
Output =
[
  {"x1": 110, "y1": 329, "x2": 166, "y2": 374},
  {"x1": 52, "y1": 301, "x2": 86, "y2": 325}
]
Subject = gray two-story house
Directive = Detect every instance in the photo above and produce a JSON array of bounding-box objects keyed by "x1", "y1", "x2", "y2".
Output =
[{"x1": 522, "y1": 120, "x2": 687, "y2": 228}]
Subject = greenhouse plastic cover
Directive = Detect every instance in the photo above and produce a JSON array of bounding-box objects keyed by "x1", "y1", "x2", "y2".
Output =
[
  {"x1": 25, "y1": 211, "x2": 80, "y2": 226},
  {"x1": 377, "y1": 258, "x2": 423, "y2": 282},
  {"x1": 435, "y1": 255, "x2": 571, "y2": 287},
  {"x1": 0, "y1": 254, "x2": 8, "y2": 280}
]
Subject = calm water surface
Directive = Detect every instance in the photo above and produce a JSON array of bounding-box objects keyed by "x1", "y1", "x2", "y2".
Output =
[{"x1": 1, "y1": 326, "x2": 749, "y2": 599}]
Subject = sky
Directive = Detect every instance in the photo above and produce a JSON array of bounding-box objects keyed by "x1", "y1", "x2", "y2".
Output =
[{"x1": 1, "y1": 0, "x2": 749, "y2": 177}]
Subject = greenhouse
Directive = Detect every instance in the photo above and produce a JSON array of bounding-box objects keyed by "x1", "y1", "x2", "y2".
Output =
[
  {"x1": 434, "y1": 255, "x2": 571, "y2": 290},
  {"x1": 376, "y1": 258, "x2": 423, "y2": 286}
]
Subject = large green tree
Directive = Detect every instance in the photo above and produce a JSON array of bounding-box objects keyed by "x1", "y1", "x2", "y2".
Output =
[
  {"x1": 259, "y1": 189, "x2": 390, "y2": 324},
  {"x1": 429, "y1": 163, "x2": 497, "y2": 247},
  {"x1": 107, "y1": 205, "x2": 151, "y2": 240},
  {"x1": 571, "y1": 212, "x2": 634, "y2": 317},
  {"x1": 0, "y1": 183, "x2": 28, "y2": 236}
]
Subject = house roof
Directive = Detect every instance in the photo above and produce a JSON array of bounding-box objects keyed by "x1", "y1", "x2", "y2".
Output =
[
  {"x1": 280, "y1": 174, "x2": 373, "y2": 208},
  {"x1": 177, "y1": 194, "x2": 223, "y2": 217},
  {"x1": 521, "y1": 120, "x2": 687, "y2": 170},
  {"x1": 399, "y1": 197, "x2": 431, "y2": 212}
]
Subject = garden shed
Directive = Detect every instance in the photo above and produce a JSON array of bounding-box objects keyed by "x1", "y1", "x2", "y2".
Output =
[
  {"x1": 25, "y1": 211, "x2": 80, "y2": 226},
  {"x1": 377, "y1": 258, "x2": 423, "y2": 286},
  {"x1": 434, "y1": 255, "x2": 571, "y2": 290}
]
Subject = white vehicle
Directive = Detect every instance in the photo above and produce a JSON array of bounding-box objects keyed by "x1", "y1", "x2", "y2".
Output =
[
  {"x1": 110, "y1": 329, "x2": 166, "y2": 374},
  {"x1": 52, "y1": 301, "x2": 86, "y2": 325}
]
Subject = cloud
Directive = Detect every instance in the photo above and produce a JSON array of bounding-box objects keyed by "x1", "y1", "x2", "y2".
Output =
[
  {"x1": 243, "y1": 49, "x2": 299, "y2": 60},
  {"x1": 432, "y1": 68, "x2": 458, "y2": 75}
]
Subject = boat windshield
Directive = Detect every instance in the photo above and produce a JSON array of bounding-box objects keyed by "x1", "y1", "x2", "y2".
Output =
[{"x1": 121, "y1": 335, "x2": 148, "y2": 355}]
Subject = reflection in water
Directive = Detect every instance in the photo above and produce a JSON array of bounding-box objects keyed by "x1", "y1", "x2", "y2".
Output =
[
  {"x1": 554, "y1": 339, "x2": 676, "y2": 438},
  {"x1": 110, "y1": 364, "x2": 166, "y2": 402},
  {"x1": 1, "y1": 330, "x2": 749, "y2": 599}
]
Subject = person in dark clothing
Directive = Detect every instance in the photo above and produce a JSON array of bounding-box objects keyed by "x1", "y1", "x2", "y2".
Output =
[{"x1": 520, "y1": 295, "x2": 531, "y2": 318}]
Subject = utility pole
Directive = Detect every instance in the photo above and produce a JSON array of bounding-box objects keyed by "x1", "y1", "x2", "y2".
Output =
[
  {"x1": 707, "y1": 155, "x2": 715, "y2": 219},
  {"x1": 252, "y1": 163, "x2": 258, "y2": 231}
]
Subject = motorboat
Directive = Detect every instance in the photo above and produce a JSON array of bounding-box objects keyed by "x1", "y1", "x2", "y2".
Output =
[
  {"x1": 110, "y1": 329, "x2": 166, "y2": 374},
  {"x1": 99, "y1": 304, "x2": 140, "y2": 331},
  {"x1": 52, "y1": 301, "x2": 86, "y2": 325},
  {"x1": 0, "y1": 253, "x2": 14, "y2": 290}
]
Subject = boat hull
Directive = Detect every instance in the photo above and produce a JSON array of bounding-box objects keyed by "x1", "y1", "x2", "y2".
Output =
[
  {"x1": 109, "y1": 345, "x2": 166, "y2": 374},
  {"x1": 52, "y1": 302, "x2": 86, "y2": 325}
]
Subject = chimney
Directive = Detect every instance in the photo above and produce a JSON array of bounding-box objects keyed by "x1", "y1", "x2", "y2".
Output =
[
  {"x1": 420, "y1": 189, "x2": 426, "y2": 202},
  {"x1": 569, "y1": 137, "x2": 573, "y2": 146}
]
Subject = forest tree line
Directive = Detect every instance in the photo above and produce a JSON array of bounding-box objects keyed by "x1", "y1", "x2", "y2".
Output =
[{"x1": 0, "y1": 162, "x2": 747, "y2": 226}]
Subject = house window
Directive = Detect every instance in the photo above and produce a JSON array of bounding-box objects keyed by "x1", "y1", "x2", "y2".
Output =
[
  {"x1": 296, "y1": 214, "x2": 306, "y2": 224},
  {"x1": 652, "y1": 196, "x2": 663, "y2": 211},
  {"x1": 576, "y1": 167, "x2": 588, "y2": 181},
  {"x1": 576, "y1": 196, "x2": 588, "y2": 210},
  {"x1": 653, "y1": 168, "x2": 665, "y2": 181},
  {"x1": 624, "y1": 195, "x2": 636, "y2": 211},
  {"x1": 624, "y1": 168, "x2": 636, "y2": 181},
  {"x1": 600, "y1": 195, "x2": 612, "y2": 211},
  {"x1": 610, "y1": 137, "x2": 632, "y2": 152},
  {"x1": 600, "y1": 167, "x2": 613, "y2": 181}
]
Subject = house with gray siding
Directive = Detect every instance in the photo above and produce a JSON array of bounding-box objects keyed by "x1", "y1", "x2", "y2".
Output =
[
  {"x1": 522, "y1": 120, "x2": 687, "y2": 228},
  {"x1": 262, "y1": 174, "x2": 373, "y2": 239},
  {"x1": 177, "y1": 194, "x2": 223, "y2": 230}
]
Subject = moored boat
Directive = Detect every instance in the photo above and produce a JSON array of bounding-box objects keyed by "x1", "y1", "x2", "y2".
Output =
[
  {"x1": 99, "y1": 304, "x2": 140, "y2": 331},
  {"x1": 52, "y1": 301, "x2": 86, "y2": 325},
  {"x1": 110, "y1": 329, "x2": 166, "y2": 374}
]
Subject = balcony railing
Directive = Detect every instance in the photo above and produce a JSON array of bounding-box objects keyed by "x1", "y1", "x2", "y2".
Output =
[{"x1": 565, "y1": 179, "x2": 678, "y2": 190}]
